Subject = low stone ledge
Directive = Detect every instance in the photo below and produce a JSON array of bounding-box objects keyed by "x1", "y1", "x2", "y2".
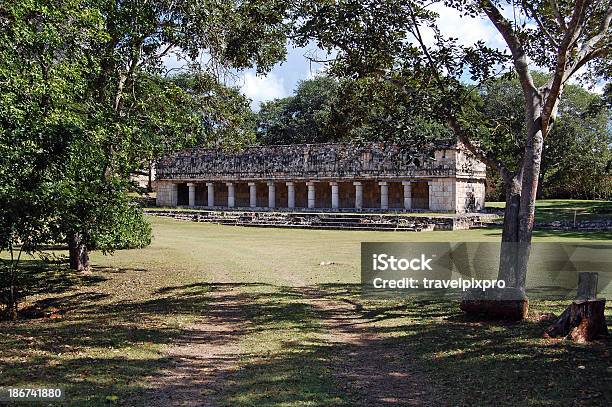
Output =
[{"x1": 144, "y1": 209, "x2": 495, "y2": 231}]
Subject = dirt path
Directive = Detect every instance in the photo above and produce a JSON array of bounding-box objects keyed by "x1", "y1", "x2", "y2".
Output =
[
  {"x1": 129, "y1": 287, "x2": 250, "y2": 406},
  {"x1": 300, "y1": 287, "x2": 432, "y2": 406},
  {"x1": 131, "y1": 286, "x2": 431, "y2": 406}
]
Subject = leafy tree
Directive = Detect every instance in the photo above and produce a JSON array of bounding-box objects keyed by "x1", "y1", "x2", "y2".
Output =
[
  {"x1": 0, "y1": 0, "x2": 102, "y2": 317},
  {"x1": 1, "y1": 0, "x2": 290, "y2": 272},
  {"x1": 54, "y1": 0, "x2": 290, "y2": 270},
  {"x1": 256, "y1": 76, "x2": 340, "y2": 144},
  {"x1": 1, "y1": 0, "x2": 289, "y2": 319},
  {"x1": 482, "y1": 74, "x2": 611, "y2": 201},
  {"x1": 329, "y1": 76, "x2": 453, "y2": 144},
  {"x1": 123, "y1": 73, "x2": 256, "y2": 191},
  {"x1": 539, "y1": 84, "x2": 611, "y2": 200},
  {"x1": 256, "y1": 75, "x2": 450, "y2": 145},
  {"x1": 292, "y1": 0, "x2": 611, "y2": 316}
]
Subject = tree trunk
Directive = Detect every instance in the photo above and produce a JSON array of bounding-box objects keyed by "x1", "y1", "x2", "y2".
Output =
[
  {"x1": 68, "y1": 232, "x2": 90, "y2": 271},
  {"x1": 5, "y1": 278, "x2": 17, "y2": 321},
  {"x1": 498, "y1": 177, "x2": 522, "y2": 286},
  {"x1": 461, "y1": 97, "x2": 544, "y2": 320}
]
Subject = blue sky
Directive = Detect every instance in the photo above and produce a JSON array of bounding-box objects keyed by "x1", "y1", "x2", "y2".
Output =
[
  {"x1": 166, "y1": 4, "x2": 576, "y2": 111},
  {"x1": 239, "y1": 45, "x2": 330, "y2": 110},
  {"x1": 237, "y1": 4, "x2": 505, "y2": 110}
]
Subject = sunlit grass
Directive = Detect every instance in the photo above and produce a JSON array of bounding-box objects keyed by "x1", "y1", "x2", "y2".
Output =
[{"x1": 0, "y1": 216, "x2": 610, "y2": 406}]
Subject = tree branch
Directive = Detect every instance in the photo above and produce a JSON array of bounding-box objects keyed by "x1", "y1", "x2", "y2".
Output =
[
  {"x1": 404, "y1": 2, "x2": 511, "y2": 179},
  {"x1": 480, "y1": 0, "x2": 537, "y2": 96},
  {"x1": 541, "y1": 1, "x2": 599, "y2": 133},
  {"x1": 549, "y1": 0, "x2": 567, "y2": 30},
  {"x1": 522, "y1": 1, "x2": 559, "y2": 47},
  {"x1": 564, "y1": 5, "x2": 612, "y2": 82}
]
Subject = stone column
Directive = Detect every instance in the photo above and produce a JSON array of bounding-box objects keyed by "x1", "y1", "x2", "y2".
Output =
[
  {"x1": 379, "y1": 181, "x2": 389, "y2": 210},
  {"x1": 267, "y1": 181, "x2": 276, "y2": 209},
  {"x1": 402, "y1": 181, "x2": 412, "y2": 210},
  {"x1": 307, "y1": 181, "x2": 316, "y2": 209},
  {"x1": 427, "y1": 180, "x2": 433, "y2": 211},
  {"x1": 248, "y1": 182, "x2": 257, "y2": 208},
  {"x1": 187, "y1": 183, "x2": 196, "y2": 207},
  {"x1": 353, "y1": 181, "x2": 363, "y2": 209},
  {"x1": 330, "y1": 182, "x2": 339, "y2": 209},
  {"x1": 286, "y1": 182, "x2": 295, "y2": 209},
  {"x1": 206, "y1": 182, "x2": 214, "y2": 207},
  {"x1": 226, "y1": 182, "x2": 235, "y2": 208}
]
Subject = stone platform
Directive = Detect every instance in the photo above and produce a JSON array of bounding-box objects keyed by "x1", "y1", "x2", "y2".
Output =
[{"x1": 145, "y1": 209, "x2": 499, "y2": 232}]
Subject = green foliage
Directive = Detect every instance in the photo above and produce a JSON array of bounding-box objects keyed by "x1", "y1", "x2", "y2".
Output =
[
  {"x1": 480, "y1": 74, "x2": 611, "y2": 200},
  {"x1": 0, "y1": 0, "x2": 288, "y2": 313},
  {"x1": 0, "y1": 0, "x2": 106, "y2": 316},
  {"x1": 169, "y1": 74, "x2": 256, "y2": 151},
  {"x1": 256, "y1": 75, "x2": 450, "y2": 146},
  {"x1": 330, "y1": 76, "x2": 452, "y2": 145},
  {"x1": 257, "y1": 76, "x2": 339, "y2": 144},
  {"x1": 540, "y1": 84, "x2": 611, "y2": 200}
]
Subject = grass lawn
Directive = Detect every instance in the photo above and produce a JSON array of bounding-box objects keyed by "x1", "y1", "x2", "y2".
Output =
[
  {"x1": 0, "y1": 216, "x2": 610, "y2": 406},
  {"x1": 487, "y1": 199, "x2": 612, "y2": 222}
]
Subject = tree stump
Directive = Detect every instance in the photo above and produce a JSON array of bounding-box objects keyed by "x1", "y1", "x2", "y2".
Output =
[
  {"x1": 543, "y1": 299, "x2": 608, "y2": 343},
  {"x1": 544, "y1": 272, "x2": 608, "y2": 343}
]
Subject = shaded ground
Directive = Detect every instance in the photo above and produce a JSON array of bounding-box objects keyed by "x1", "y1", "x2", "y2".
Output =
[
  {"x1": 1, "y1": 217, "x2": 611, "y2": 406},
  {"x1": 133, "y1": 285, "x2": 432, "y2": 407}
]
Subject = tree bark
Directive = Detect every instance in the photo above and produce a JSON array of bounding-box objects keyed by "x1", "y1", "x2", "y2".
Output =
[
  {"x1": 498, "y1": 177, "x2": 522, "y2": 286},
  {"x1": 68, "y1": 232, "x2": 90, "y2": 272},
  {"x1": 461, "y1": 97, "x2": 544, "y2": 320},
  {"x1": 544, "y1": 299, "x2": 608, "y2": 343}
]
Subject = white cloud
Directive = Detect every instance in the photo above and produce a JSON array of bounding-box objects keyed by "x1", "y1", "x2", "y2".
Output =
[
  {"x1": 305, "y1": 64, "x2": 327, "y2": 80},
  {"x1": 240, "y1": 71, "x2": 287, "y2": 110},
  {"x1": 422, "y1": 3, "x2": 505, "y2": 50}
]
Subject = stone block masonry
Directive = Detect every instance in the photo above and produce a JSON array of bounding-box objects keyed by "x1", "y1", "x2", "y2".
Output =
[{"x1": 155, "y1": 141, "x2": 487, "y2": 213}]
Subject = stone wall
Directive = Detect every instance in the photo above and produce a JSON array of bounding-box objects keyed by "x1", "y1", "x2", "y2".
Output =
[
  {"x1": 428, "y1": 179, "x2": 455, "y2": 211},
  {"x1": 156, "y1": 141, "x2": 483, "y2": 182},
  {"x1": 156, "y1": 181, "x2": 177, "y2": 207},
  {"x1": 455, "y1": 179, "x2": 486, "y2": 212}
]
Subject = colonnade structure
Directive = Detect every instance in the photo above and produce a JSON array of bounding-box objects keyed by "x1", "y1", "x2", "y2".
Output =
[{"x1": 155, "y1": 141, "x2": 486, "y2": 213}]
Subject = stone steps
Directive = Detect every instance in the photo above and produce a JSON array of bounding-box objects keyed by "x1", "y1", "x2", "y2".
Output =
[
  {"x1": 145, "y1": 209, "x2": 498, "y2": 231},
  {"x1": 220, "y1": 222, "x2": 421, "y2": 232}
]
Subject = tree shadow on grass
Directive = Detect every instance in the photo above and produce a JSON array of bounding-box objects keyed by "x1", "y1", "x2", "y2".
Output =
[
  {"x1": 2, "y1": 279, "x2": 610, "y2": 406},
  {"x1": 316, "y1": 285, "x2": 611, "y2": 406},
  {"x1": 201, "y1": 283, "x2": 611, "y2": 406},
  {"x1": 4, "y1": 259, "x2": 108, "y2": 298},
  {"x1": 0, "y1": 282, "x2": 336, "y2": 406}
]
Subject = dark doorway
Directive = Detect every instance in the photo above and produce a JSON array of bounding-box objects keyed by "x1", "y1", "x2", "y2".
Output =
[
  {"x1": 412, "y1": 181, "x2": 429, "y2": 209},
  {"x1": 177, "y1": 183, "x2": 189, "y2": 206}
]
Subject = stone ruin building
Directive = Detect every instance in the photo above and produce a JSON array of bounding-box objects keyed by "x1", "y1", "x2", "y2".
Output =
[{"x1": 155, "y1": 141, "x2": 486, "y2": 213}]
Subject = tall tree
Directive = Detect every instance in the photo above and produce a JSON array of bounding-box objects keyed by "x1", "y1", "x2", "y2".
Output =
[
  {"x1": 292, "y1": 0, "x2": 611, "y2": 317},
  {"x1": 0, "y1": 0, "x2": 103, "y2": 317},
  {"x1": 1, "y1": 0, "x2": 290, "y2": 276},
  {"x1": 59, "y1": 0, "x2": 289, "y2": 270}
]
